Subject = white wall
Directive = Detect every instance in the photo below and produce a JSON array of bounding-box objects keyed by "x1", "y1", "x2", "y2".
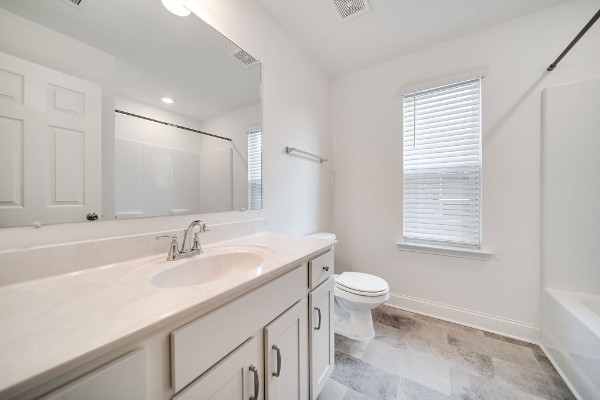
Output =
[
  {"x1": 201, "y1": 103, "x2": 262, "y2": 210},
  {"x1": 186, "y1": 0, "x2": 332, "y2": 235},
  {"x1": 115, "y1": 96, "x2": 206, "y2": 150},
  {"x1": 542, "y1": 78, "x2": 600, "y2": 295},
  {"x1": 331, "y1": 0, "x2": 600, "y2": 338},
  {"x1": 0, "y1": 0, "x2": 331, "y2": 251}
]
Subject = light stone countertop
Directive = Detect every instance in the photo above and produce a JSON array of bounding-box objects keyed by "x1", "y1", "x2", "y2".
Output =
[{"x1": 0, "y1": 232, "x2": 335, "y2": 398}]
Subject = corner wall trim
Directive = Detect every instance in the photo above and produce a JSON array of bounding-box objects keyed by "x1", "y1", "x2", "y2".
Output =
[{"x1": 386, "y1": 292, "x2": 541, "y2": 343}]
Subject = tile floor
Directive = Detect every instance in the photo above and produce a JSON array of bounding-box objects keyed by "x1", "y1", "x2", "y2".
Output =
[{"x1": 317, "y1": 305, "x2": 575, "y2": 400}]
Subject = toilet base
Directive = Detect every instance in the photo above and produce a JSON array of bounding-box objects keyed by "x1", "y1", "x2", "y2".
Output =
[{"x1": 334, "y1": 298, "x2": 376, "y2": 341}]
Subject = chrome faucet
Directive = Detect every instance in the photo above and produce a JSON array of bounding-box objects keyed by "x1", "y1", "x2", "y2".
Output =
[{"x1": 156, "y1": 220, "x2": 209, "y2": 261}]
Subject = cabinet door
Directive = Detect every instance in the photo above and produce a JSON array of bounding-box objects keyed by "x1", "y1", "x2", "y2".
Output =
[
  {"x1": 309, "y1": 278, "x2": 334, "y2": 400},
  {"x1": 264, "y1": 299, "x2": 308, "y2": 400},
  {"x1": 174, "y1": 337, "x2": 261, "y2": 400}
]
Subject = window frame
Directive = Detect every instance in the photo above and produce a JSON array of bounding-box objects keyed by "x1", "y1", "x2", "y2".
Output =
[
  {"x1": 247, "y1": 128, "x2": 262, "y2": 210},
  {"x1": 401, "y1": 73, "x2": 485, "y2": 251}
]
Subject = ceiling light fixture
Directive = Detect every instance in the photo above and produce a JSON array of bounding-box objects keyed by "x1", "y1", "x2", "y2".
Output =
[
  {"x1": 161, "y1": 0, "x2": 191, "y2": 17},
  {"x1": 161, "y1": 97, "x2": 175, "y2": 104}
]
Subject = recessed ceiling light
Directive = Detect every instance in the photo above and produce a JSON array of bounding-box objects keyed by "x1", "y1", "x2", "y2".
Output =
[
  {"x1": 161, "y1": 97, "x2": 175, "y2": 104},
  {"x1": 161, "y1": 0, "x2": 191, "y2": 17}
]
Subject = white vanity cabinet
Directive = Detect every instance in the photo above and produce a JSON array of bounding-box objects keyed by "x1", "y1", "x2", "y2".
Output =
[
  {"x1": 5, "y1": 245, "x2": 336, "y2": 400},
  {"x1": 308, "y1": 250, "x2": 335, "y2": 400},
  {"x1": 170, "y1": 249, "x2": 334, "y2": 400}
]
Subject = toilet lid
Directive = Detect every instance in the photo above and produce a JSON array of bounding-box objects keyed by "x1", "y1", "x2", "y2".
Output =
[{"x1": 335, "y1": 272, "x2": 389, "y2": 295}]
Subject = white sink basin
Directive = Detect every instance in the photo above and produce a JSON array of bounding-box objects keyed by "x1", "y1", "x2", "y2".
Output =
[{"x1": 150, "y1": 248, "x2": 268, "y2": 288}]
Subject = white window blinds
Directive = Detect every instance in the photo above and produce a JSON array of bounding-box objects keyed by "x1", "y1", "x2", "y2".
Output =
[
  {"x1": 248, "y1": 129, "x2": 262, "y2": 209},
  {"x1": 403, "y1": 78, "x2": 482, "y2": 248}
]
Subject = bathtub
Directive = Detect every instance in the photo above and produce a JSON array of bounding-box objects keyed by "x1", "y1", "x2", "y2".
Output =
[{"x1": 543, "y1": 289, "x2": 600, "y2": 399}]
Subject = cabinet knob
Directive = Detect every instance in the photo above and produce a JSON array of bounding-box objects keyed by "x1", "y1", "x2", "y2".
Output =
[
  {"x1": 86, "y1": 212, "x2": 99, "y2": 221},
  {"x1": 323, "y1": 265, "x2": 330, "y2": 272}
]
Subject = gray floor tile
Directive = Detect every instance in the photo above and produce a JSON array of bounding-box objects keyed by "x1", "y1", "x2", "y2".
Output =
[
  {"x1": 317, "y1": 379, "x2": 348, "y2": 400},
  {"x1": 413, "y1": 313, "x2": 484, "y2": 335},
  {"x1": 531, "y1": 347, "x2": 561, "y2": 377},
  {"x1": 450, "y1": 368, "x2": 544, "y2": 400},
  {"x1": 371, "y1": 307, "x2": 384, "y2": 322},
  {"x1": 342, "y1": 388, "x2": 372, "y2": 400},
  {"x1": 438, "y1": 345, "x2": 496, "y2": 379},
  {"x1": 331, "y1": 350, "x2": 400, "y2": 400},
  {"x1": 362, "y1": 335, "x2": 452, "y2": 395},
  {"x1": 331, "y1": 307, "x2": 575, "y2": 400},
  {"x1": 377, "y1": 312, "x2": 495, "y2": 380},
  {"x1": 397, "y1": 378, "x2": 452, "y2": 400},
  {"x1": 378, "y1": 307, "x2": 449, "y2": 356},
  {"x1": 378, "y1": 306, "x2": 420, "y2": 333},
  {"x1": 372, "y1": 321, "x2": 409, "y2": 350},
  {"x1": 483, "y1": 331, "x2": 538, "y2": 349},
  {"x1": 335, "y1": 333, "x2": 371, "y2": 359},
  {"x1": 448, "y1": 328, "x2": 543, "y2": 372},
  {"x1": 493, "y1": 358, "x2": 576, "y2": 400}
]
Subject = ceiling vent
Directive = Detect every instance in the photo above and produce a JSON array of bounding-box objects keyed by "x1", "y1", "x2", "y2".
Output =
[
  {"x1": 230, "y1": 49, "x2": 259, "y2": 68},
  {"x1": 61, "y1": 0, "x2": 89, "y2": 9},
  {"x1": 332, "y1": 0, "x2": 371, "y2": 22}
]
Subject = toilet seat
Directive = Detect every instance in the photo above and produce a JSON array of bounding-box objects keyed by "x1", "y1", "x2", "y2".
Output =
[
  {"x1": 335, "y1": 284, "x2": 388, "y2": 297},
  {"x1": 335, "y1": 272, "x2": 389, "y2": 297}
]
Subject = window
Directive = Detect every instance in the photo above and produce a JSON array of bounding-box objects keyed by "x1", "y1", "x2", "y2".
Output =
[
  {"x1": 402, "y1": 78, "x2": 482, "y2": 249},
  {"x1": 247, "y1": 129, "x2": 262, "y2": 209}
]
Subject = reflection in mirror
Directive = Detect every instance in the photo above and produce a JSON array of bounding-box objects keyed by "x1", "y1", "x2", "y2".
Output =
[{"x1": 0, "y1": 0, "x2": 262, "y2": 228}]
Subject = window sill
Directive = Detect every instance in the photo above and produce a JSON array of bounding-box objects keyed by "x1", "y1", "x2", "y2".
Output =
[{"x1": 395, "y1": 241, "x2": 492, "y2": 260}]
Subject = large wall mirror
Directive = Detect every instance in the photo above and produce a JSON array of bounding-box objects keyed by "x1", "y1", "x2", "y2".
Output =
[{"x1": 0, "y1": 0, "x2": 262, "y2": 228}]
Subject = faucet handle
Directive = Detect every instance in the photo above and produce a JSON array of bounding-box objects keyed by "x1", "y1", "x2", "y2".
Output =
[
  {"x1": 191, "y1": 232, "x2": 200, "y2": 251},
  {"x1": 156, "y1": 235, "x2": 179, "y2": 260}
]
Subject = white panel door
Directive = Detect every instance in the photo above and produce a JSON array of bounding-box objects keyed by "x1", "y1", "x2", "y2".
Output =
[
  {"x1": 173, "y1": 336, "x2": 261, "y2": 400},
  {"x1": 0, "y1": 51, "x2": 101, "y2": 227},
  {"x1": 264, "y1": 299, "x2": 309, "y2": 400},
  {"x1": 309, "y1": 278, "x2": 335, "y2": 400}
]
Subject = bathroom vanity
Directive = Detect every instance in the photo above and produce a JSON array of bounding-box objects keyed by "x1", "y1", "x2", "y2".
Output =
[{"x1": 0, "y1": 233, "x2": 335, "y2": 400}]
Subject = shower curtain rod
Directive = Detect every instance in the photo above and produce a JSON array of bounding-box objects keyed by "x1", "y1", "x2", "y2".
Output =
[
  {"x1": 115, "y1": 109, "x2": 232, "y2": 142},
  {"x1": 547, "y1": 8, "x2": 600, "y2": 71}
]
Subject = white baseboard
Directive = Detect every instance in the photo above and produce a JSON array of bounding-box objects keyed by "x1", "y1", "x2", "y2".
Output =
[{"x1": 386, "y1": 292, "x2": 541, "y2": 344}]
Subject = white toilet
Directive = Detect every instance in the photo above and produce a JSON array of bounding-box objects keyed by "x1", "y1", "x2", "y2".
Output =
[
  {"x1": 306, "y1": 232, "x2": 390, "y2": 341},
  {"x1": 333, "y1": 272, "x2": 389, "y2": 340}
]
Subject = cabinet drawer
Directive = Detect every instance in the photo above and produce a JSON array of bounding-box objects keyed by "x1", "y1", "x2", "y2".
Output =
[
  {"x1": 173, "y1": 337, "x2": 259, "y2": 400},
  {"x1": 309, "y1": 249, "x2": 334, "y2": 290},
  {"x1": 41, "y1": 349, "x2": 146, "y2": 400},
  {"x1": 171, "y1": 265, "x2": 308, "y2": 393}
]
